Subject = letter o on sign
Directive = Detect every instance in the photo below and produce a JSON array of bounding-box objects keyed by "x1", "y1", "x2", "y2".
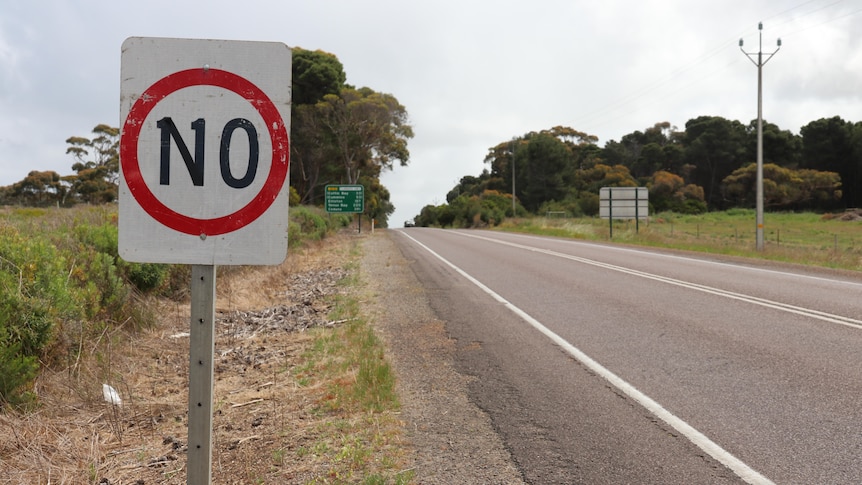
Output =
[{"x1": 120, "y1": 68, "x2": 289, "y2": 236}]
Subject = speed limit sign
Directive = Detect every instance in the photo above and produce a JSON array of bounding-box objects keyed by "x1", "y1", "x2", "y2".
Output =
[{"x1": 119, "y1": 37, "x2": 291, "y2": 265}]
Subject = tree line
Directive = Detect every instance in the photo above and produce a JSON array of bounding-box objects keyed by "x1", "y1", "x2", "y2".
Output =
[
  {"x1": 0, "y1": 48, "x2": 413, "y2": 228},
  {"x1": 414, "y1": 117, "x2": 859, "y2": 228},
  {"x1": 0, "y1": 124, "x2": 121, "y2": 207}
]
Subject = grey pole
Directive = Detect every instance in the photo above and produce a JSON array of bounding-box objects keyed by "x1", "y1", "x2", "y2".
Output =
[
  {"x1": 188, "y1": 264, "x2": 216, "y2": 484},
  {"x1": 740, "y1": 22, "x2": 781, "y2": 251},
  {"x1": 510, "y1": 139, "x2": 516, "y2": 216}
]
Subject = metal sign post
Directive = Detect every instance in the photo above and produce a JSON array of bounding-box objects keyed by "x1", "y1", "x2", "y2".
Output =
[
  {"x1": 188, "y1": 265, "x2": 216, "y2": 483},
  {"x1": 609, "y1": 189, "x2": 613, "y2": 239},
  {"x1": 118, "y1": 37, "x2": 291, "y2": 484}
]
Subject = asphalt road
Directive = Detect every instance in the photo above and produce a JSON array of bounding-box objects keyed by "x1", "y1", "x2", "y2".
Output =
[{"x1": 391, "y1": 228, "x2": 862, "y2": 485}]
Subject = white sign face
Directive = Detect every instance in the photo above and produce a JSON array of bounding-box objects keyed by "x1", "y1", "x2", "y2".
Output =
[
  {"x1": 599, "y1": 187, "x2": 649, "y2": 220},
  {"x1": 119, "y1": 37, "x2": 291, "y2": 265}
]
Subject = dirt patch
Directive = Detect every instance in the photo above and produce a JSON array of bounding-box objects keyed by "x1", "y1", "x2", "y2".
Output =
[{"x1": 837, "y1": 209, "x2": 862, "y2": 221}]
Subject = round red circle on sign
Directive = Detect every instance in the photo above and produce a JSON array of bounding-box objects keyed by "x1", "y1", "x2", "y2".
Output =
[{"x1": 120, "y1": 68, "x2": 289, "y2": 236}]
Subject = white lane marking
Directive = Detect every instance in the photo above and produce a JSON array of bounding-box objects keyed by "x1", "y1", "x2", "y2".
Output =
[
  {"x1": 398, "y1": 230, "x2": 774, "y2": 485},
  {"x1": 496, "y1": 230, "x2": 862, "y2": 289},
  {"x1": 455, "y1": 231, "x2": 862, "y2": 331}
]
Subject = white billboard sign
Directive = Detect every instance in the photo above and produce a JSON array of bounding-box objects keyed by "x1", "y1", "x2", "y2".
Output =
[{"x1": 600, "y1": 187, "x2": 649, "y2": 220}]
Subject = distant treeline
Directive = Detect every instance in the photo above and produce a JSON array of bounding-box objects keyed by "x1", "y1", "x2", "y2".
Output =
[{"x1": 414, "y1": 117, "x2": 859, "y2": 228}]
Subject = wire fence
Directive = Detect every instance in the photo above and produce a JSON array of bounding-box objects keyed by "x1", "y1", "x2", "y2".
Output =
[{"x1": 534, "y1": 215, "x2": 862, "y2": 271}]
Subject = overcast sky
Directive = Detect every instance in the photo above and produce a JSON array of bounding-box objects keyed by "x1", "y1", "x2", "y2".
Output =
[{"x1": 1, "y1": 1, "x2": 861, "y2": 226}]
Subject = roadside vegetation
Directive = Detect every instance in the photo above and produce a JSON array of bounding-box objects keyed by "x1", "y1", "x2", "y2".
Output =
[
  {"x1": 0, "y1": 203, "x2": 416, "y2": 483},
  {"x1": 0, "y1": 205, "x2": 159, "y2": 409},
  {"x1": 293, "y1": 263, "x2": 412, "y2": 484},
  {"x1": 0, "y1": 204, "x2": 352, "y2": 408}
]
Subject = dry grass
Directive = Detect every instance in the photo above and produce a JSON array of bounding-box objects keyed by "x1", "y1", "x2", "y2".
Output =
[
  {"x1": 0, "y1": 233, "x2": 408, "y2": 484},
  {"x1": 501, "y1": 210, "x2": 862, "y2": 272}
]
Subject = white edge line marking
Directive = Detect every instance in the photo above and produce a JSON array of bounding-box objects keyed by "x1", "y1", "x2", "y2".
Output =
[
  {"x1": 497, "y1": 230, "x2": 862, "y2": 289},
  {"x1": 398, "y1": 230, "x2": 774, "y2": 485},
  {"x1": 457, "y1": 231, "x2": 862, "y2": 330}
]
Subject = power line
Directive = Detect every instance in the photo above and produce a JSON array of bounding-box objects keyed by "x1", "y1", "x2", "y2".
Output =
[{"x1": 568, "y1": 0, "x2": 860, "y2": 141}]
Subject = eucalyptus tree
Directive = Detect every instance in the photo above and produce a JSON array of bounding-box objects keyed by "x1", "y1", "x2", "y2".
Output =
[
  {"x1": 801, "y1": 116, "x2": 860, "y2": 208},
  {"x1": 722, "y1": 163, "x2": 842, "y2": 211},
  {"x1": 65, "y1": 124, "x2": 120, "y2": 204},
  {"x1": 746, "y1": 120, "x2": 802, "y2": 168},
  {"x1": 315, "y1": 87, "x2": 413, "y2": 185},
  {"x1": 518, "y1": 132, "x2": 573, "y2": 212},
  {"x1": 290, "y1": 48, "x2": 347, "y2": 204},
  {"x1": 683, "y1": 116, "x2": 749, "y2": 209},
  {"x1": 291, "y1": 47, "x2": 347, "y2": 106}
]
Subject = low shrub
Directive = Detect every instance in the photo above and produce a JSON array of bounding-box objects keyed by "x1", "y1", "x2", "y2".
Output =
[
  {"x1": 0, "y1": 226, "x2": 81, "y2": 406},
  {"x1": 0, "y1": 334, "x2": 37, "y2": 408},
  {"x1": 289, "y1": 206, "x2": 352, "y2": 244},
  {"x1": 126, "y1": 263, "x2": 169, "y2": 292},
  {"x1": 0, "y1": 204, "x2": 356, "y2": 407}
]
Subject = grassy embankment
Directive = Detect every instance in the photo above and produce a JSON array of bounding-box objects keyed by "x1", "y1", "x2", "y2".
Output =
[
  {"x1": 498, "y1": 209, "x2": 862, "y2": 272},
  {"x1": 0, "y1": 204, "x2": 408, "y2": 484}
]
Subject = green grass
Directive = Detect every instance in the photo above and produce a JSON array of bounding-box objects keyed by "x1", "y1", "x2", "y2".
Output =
[
  {"x1": 293, "y1": 241, "x2": 409, "y2": 483},
  {"x1": 300, "y1": 295, "x2": 399, "y2": 414},
  {"x1": 498, "y1": 210, "x2": 862, "y2": 272}
]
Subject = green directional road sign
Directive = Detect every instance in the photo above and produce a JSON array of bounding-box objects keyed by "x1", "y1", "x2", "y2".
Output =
[{"x1": 325, "y1": 184, "x2": 365, "y2": 213}]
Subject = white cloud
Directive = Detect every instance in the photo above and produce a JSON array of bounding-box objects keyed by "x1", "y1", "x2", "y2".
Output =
[{"x1": 0, "y1": 0, "x2": 861, "y2": 226}]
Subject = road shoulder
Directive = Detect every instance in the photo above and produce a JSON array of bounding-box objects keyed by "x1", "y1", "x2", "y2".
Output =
[{"x1": 360, "y1": 229, "x2": 524, "y2": 484}]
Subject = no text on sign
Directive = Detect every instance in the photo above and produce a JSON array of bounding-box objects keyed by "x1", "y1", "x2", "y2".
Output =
[
  {"x1": 325, "y1": 184, "x2": 365, "y2": 213},
  {"x1": 118, "y1": 37, "x2": 291, "y2": 265},
  {"x1": 599, "y1": 187, "x2": 649, "y2": 220}
]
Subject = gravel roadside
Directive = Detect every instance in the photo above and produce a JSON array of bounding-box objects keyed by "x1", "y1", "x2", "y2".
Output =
[{"x1": 360, "y1": 230, "x2": 525, "y2": 484}]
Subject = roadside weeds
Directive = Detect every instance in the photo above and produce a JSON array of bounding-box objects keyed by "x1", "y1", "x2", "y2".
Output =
[{"x1": 0, "y1": 232, "x2": 413, "y2": 484}]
